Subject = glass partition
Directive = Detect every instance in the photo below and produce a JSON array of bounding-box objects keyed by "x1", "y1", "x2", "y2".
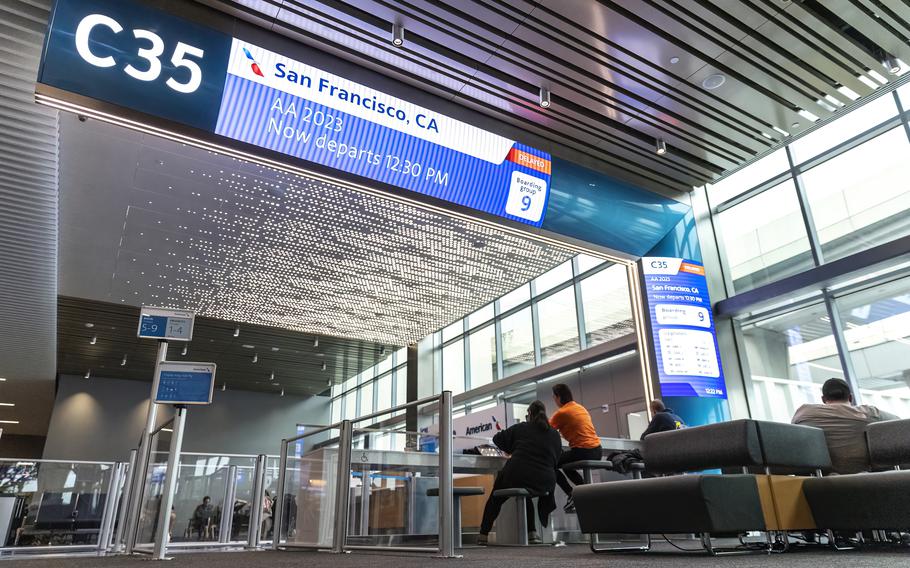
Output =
[{"x1": 0, "y1": 460, "x2": 116, "y2": 551}]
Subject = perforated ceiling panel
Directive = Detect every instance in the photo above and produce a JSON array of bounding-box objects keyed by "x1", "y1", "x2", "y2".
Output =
[
  {"x1": 0, "y1": 0, "x2": 57, "y2": 435},
  {"x1": 58, "y1": 115, "x2": 577, "y2": 345}
]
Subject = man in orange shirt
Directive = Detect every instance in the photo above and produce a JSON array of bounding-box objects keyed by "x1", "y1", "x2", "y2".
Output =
[{"x1": 549, "y1": 384, "x2": 602, "y2": 513}]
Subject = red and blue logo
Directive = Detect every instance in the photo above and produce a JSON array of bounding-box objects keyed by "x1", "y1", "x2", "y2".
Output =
[{"x1": 242, "y1": 47, "x2": 265, "y2": 77}]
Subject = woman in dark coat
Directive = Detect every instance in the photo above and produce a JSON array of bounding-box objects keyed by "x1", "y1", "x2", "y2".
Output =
[{"x1": 478, "y1": 400, "x2": 562, "y2": 545}]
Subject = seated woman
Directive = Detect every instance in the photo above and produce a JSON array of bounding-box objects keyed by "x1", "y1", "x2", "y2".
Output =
[{"x1": 478, "y1": 400, "x2": 562, "y2": 545}]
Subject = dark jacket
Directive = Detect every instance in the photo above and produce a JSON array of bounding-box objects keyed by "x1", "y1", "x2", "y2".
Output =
[
  {"x1": 640, "y1": 409, "x2": 685, "y2": 440},
  {"x1": 492, "y1": 421, "x2": 562, "y2": 526}
]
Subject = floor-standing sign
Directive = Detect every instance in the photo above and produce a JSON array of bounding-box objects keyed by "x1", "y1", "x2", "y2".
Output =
[
  {"x1": 152, "y1": 361, "x2": 216, "y2": 560},
  {"x1": 124, "y1": 306, "x2": 195, "y2": 556}
]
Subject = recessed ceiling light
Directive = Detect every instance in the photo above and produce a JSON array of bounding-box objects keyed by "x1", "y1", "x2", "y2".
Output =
[
  {"x1": 701, "y1": 74, "x2": 726, "y2": 90},
  {"x1": 0, "y1": 420, "x2": 19, "y2": 425},
  {"x1": 0, "y1": 403, "x2": 14, "y2": 407},
  {"x1": 84, "y1": 323, "x2": 94, "y2": 328},
  {"x1": 669, "y1": 56, "x2": 680, "y2": 65}
]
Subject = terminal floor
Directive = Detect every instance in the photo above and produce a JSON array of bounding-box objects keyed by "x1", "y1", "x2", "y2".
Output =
[{"x1": 10, "y1": 544, "x2": 910, "y2": 567}]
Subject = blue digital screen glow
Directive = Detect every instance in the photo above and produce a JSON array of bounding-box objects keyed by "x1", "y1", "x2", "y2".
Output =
[
  {"x1": 642, "y1": 258, "x2": 726, "y2": 399},
  {"x1": 155, "y1": 369, "x2": 214, "y2": 404},
  {"x1": 38, "y1": 0, "x2": 553, "y2": 227}
]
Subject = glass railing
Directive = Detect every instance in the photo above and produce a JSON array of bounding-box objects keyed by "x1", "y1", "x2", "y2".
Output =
[{"x1": 0, "y1": 459, "x2": 122, "y2": 555}]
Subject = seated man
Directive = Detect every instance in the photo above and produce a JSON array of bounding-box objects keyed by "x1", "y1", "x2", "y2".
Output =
[
  {"x1": 792, "y1": 378, "x2": 899, "y2": 474},
  {"x1": 192, "y1": 496, "x2": 216, "y2": 540},
  {"x1": 640, "y1": 399, "x2": 685, "y2": 440}
]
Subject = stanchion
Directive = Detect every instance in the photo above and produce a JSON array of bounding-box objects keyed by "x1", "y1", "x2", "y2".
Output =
[
  {"x1": 438, "y1": 391, "x2": 456, "y2": 558},
  {"x1": 153, "y1": 405, "x2": 187, "y2": 560},
  {"x1": 272, "y1": 440, "x2": 289, "y2": 550},
  {"x1": 112, "y1": 449, "x2": 138, "y2": 552},
  {"x1": 125, "y1": 340, "x2": 168, "y2": 553},
  {"x1": 248, "y1": 454, "x2": 267, "y2": 549},
  {"x1": 331, "y1": 420, "x2": 353, "y2": 554},
  {"x1": 97, "y1": 460, "x2": 124, "y2": 552},
  {"x1": 219, "y1": 465, "x2": 238, "y2": 543}
]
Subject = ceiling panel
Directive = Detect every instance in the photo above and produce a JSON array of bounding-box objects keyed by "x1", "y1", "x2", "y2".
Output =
[
  {"x1": 58, "y1": 114, "x2": 577, "y2": 346},
  {"x1": 57, "y1": 297, "x2": 389, "y2": 396},
  {"x1": 196, "y1": 0, "x2": 910, "y2": 192},
  {"x1": 0, "y1": 0, "x2": 56, "y2": 437}
]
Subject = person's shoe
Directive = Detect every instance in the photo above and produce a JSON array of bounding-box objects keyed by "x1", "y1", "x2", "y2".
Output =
[
  {"x1": 528, "y1": 531, "x2": 542, "y2": 545},
  {"x1": 476, "y1": 533, "x2": 489, "y2": 546},
  {"x1": 563, "y1": 496, "x2": 576, "y2": 514}
]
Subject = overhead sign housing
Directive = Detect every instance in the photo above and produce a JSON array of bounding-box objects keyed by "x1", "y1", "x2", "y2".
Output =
[{"x1": 38, "y1": 0, "x2": 552, "y2": 227}]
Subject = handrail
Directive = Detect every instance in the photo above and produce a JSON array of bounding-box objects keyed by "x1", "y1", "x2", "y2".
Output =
[
  {"x1": 282, "y1": 422, "x2": 341, "y2": 444},
  {"x1": 350, "y1": 393, "x2": 441, "y2": 425},
  {"x1": 0, "y1": 458, "x2": 117, "y2": 466}
]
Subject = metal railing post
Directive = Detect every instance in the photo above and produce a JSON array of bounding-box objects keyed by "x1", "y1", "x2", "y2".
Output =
[
  {"x1": 271, "y1": 440, "x2": 289, "y2": 550},
  {"x1": 153, "y1": 406, "x2": 187, "y2": 560},
  {"x1": 247, "y1": 454, "x2": 267, "y2": 549},
  {"x1": 125, "y1": 340, "x2": 168, "y2": 553},
  {"x1": 113, "y1": 449, "x2": 138, "y2": 552},
  {"x1": 438, "y1": 391, "x2": 455, "y2": 558},
  {"x1": 219, "y1": 465, "x2": 238, "y2": 543},
  {"x1": 97, "y1": 461, "x2": 124, "y2": 552},
  {"x1": 331, "y1": 420, "x2": 353, "y2": 554}
]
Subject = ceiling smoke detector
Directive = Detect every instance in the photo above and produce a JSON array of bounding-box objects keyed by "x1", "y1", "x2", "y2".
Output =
[{"x1": 701, "y1": 74, "x2": 726, "y2": 90}]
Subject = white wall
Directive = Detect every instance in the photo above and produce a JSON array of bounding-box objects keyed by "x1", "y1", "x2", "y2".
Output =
[{"x1": 43, "y1": 375, "x2": 331, "y2": 461}]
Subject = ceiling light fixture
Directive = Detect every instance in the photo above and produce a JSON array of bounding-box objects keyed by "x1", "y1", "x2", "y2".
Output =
[
  {"x1": 538, "y1": 87, "x2": 551, "y2": 108},
  {"x1": 0, "y1": 403, "x2": 15, "y2": 407},
  {"x1": 181, "y1": 345, "x2": 188, "y2": 356},
  {"x1": 0, "y1": 420, "x2": 20, "y2": 425},
  {"x1": 89, "y1": 335, "x2": 97, "y2": 345},
  {"x1": 121, "y1": 355, "x2": 128, "y2": 366},
  {"x1": 222, "y1": 383, "x2": 226, "y2": 392},
  {"x1": 233, "y1": 327, "x2": 240, "y2": 337},
  {"x1": 882, "y1": 54, "x2": 901, "y2": 75},
  {"x1": 280, "y1": 389, "x2": 285, "y2": 397},
  {"x1": 313, "y1": 338, "x2": 319, "y2": 348},
  {"x1": 655, "y1": 138, "x2": 667, "y2": 155},
  {"x1": 669, "y1": 56, "x2": 680, "y2": 65},
  {"x1": 84, "y1": 370, "x2": 91, "y2": 379},
  {"x1": 321, "y1": 362, "x2": 327, "y2": 371},
  {"x1": 392, "y1": 23, "x2": 404, "y2": 47},
  {"x1": 0, "y1": 378, "x2": 6, "y2": 382},
  {"x1": 84, "y1": 323, "x2": 94, "y2": 328},
  {"x1": 380, "y1": 346, "x2": 386, "y2": 356},
  {"x1": 270, "y1": 371, "x2": 275, "y2": 382},
  {"x1": 252, "y1": 353, "x2": 258, "y2": 364}
]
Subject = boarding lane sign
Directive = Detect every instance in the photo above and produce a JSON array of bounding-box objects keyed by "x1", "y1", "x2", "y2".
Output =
[
  {"x1": 137, "y1": 306, "x2": 195, "y2": 341},
  {"x1": 154, "y1": 361, "x2": 216, "y2": 405}
]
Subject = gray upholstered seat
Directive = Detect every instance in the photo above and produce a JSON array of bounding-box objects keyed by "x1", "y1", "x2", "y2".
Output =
[{"x1": 804, "y1": 418, "x2": 910, "y2": 532}]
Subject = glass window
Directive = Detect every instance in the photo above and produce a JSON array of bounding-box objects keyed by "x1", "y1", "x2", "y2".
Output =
[
  {"x1": 376, "y1": 373, "x2": 392, "y2": 412},
  {"x1": 537, "y1": 287, "x2": 581, "y2": 363},
  {"x1": 468, "y1": 324, "x2": 497, "y2": 388},
  {"x1": 395, "y1": 346, "x2": 407, "y2": 366},
  {"x1": 533, "y1": 261, "x2": 573, "y2": 294},
  {"x1": 835, "y1": 277, "x2": 910, "y2": 418},
  {"x1": 500, "y1": 307, "x2": 534, "y2": 377},
  {"x1": 499, "y1": 284, "x2": 530, "y2": 313},
  {"x1": 342, "y1": 373, "x2": 358, "y2": 394},
  {"x1": 580, "y1": 265, "x2": 634, "y2": 346},
  {"x1": 467, "y1": 303, "x2": 494, "y2": 329},
  {"x1": 802, "y1": 127, "x2": 910, "y2": 262},
  {"x1": 576, "y1": 254, "x2": 606, "y2": 275},
  {"x1": 709, "y1": 148, "x2": 789, "y2": 201},
  {"x1": 790, "y1": 94, "x2": 898, "y2": 163},
  {"x1": 395, "y1": 368, "x2": 407, "y2": 408},
  {"x1": 343, "y1": 390, "x2": 357, "y2": 420},
  {"x1": 899, "y1": 82, "x2": 910, "y2": 110},
  {"x1": 739, "y1": 301, "x2": 843, "y2": 423},
  {"x1": 376, "y1": 353, "x2": 393, "y2": 374},
  {"x1": 331, "y1": 398, "x2": 341, "y2": 424},
  {"x1": 442, "y1": 320, "x2": 464, "y2": 342},
  {"x1": 442, "y1": 339, "x2": 465, "y2": 395},
  {"x1": 360, "y1": 381, "x2": 374, "y2": 419},
  {"x1": 716, "y1": 180, "x2": 814, "y2": 292}
]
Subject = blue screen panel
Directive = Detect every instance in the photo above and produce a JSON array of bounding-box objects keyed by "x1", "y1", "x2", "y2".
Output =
[{"x1": 155, "y1": 369, "x2": 214, "y2": 404}]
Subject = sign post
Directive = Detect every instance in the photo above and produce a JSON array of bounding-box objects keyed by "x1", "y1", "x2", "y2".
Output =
[{"x1": 125, "y1": 306, "x2": 196, "y2": 554}]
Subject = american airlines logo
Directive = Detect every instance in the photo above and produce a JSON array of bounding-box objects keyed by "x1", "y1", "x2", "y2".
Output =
[{"x1": 242, "y1": 47, "x2": 264, "y2": 77}]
